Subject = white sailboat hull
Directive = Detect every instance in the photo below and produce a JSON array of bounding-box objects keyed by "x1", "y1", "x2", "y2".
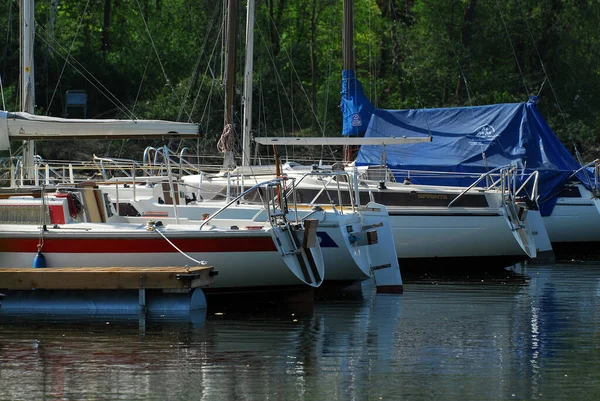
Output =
[
  {"x1": 179, "y1": 171, "x2": 538, "y2": 267},
  {"x1": 0, "y1": 223, "x2": 322, "y2": 292},
  {"x1": 100, "y1": 183, "x2": 399, "y2": 284},
  {"x1": 387, "y1": 208, "x2": 528, "y2": 259},
  {"x1": 113, "y1": 202, "x2": 381, "y2": 282},
  {"x1": 544, "y1": 201, "x2": 600, "y2": 244}
]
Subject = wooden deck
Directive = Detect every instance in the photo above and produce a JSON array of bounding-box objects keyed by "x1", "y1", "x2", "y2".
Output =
[{"x1": 0, "y1": 266, "x2": 216, "y2": 290}]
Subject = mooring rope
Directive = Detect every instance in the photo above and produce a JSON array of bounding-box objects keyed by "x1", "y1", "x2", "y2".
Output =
[{"x1": 152, "y1": 226, "x2": 207, "y2": 266}]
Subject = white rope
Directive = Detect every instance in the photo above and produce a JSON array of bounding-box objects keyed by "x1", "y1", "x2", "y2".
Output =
[{"x1": 153, "y1": 228, "x2": 207, "y2": 266}]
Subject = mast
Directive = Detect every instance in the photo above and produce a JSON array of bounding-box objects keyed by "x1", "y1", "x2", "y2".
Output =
[
  {"x1": 221, "y1": 0, "x2": 239, "y2": 170},
  {"x1": 342, "y1": 0, "x2": 354, "y2": 164},
  {"x1": 20, "y1": 0, "x2": 36, "y2": 182},
  {"x1": 241, "y1": 0, "x2": 255, "y2": 168},
  {"x1": 343, "y1": 0, "x2": 354, "y2": 73}
]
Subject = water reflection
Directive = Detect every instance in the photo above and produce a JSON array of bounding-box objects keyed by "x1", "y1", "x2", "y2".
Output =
[{"x1": 1, "y1": 264, "x2": 600, "y2": 400}]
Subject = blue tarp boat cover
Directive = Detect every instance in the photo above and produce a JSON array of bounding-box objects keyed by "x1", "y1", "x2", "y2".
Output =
[{"x1": 342, "y1": 72, "x2": 596, "y2": 215}]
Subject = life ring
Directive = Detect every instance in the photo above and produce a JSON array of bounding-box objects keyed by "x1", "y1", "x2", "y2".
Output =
[{"x1": 56, "y1": 192, "x2": 79, "y2": 218}]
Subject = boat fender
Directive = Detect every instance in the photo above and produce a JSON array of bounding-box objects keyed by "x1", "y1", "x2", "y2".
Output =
[{"x1": 33, "y1": 247, "x2": 47, "y2": 268}]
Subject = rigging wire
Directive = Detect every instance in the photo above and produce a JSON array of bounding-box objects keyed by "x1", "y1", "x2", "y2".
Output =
[
  {"x1": 36, "y1": 25, "x2": 137, "y2": 119},
  {"x1": 178, "y1": 0, "x2": 223, "y2": 124},
  {"x1": 187, "y1": 7, "x2": 225, "y2": 153},
  {"x1": 383, "y1": 2, "x2": 433, "y2": 139},
  {"x1": 259, "y1": 13, "x2": 327, "y2": 135},
  {"x1": 256, "y1": 12, "x2": 339, "y2": 166},
  {"x1": 0, "y1": 0, "x2": 14, "y2": 111},
  {"x1": 258, "y1": 75, "x2": 269, "y2": 165},
  {"x1": 172, "y1": 3, "x2": 224, "y2": 156},
  {"x1": 132, "y1": 48, "x2": 153, "y2": 117},
  {"x1": 319, "y1": 6, "x2": 340, "y2": 153},
  {"x1": 428, "y1": 2, "x2": 475, "y2": 107},
  {"x1": 321, "y1": 51, "x2": 335, "y2": 162},
  {"x1": 494, "y1": 0, "x2": 531, "y2": 98},
  {"x1": 289, "y1": 66, "x2": 293, "y2": 163},
  {"x1": 133, "y1": 0, "x2": 186, "y2": 119},
  {"x1": 515, "y1": 0, "x2": 583, "y2": 165},
  {"x1": 39, "y1": 1, "x2": 219, "y2": 125},
  {"x1": 367, "y1": 0, "x2": 376, "y2": 107},
  {"x1": 255, "y1": 25, "x2": 293, "y2": 143},
  {"x1": 44, "y1": 0, "x2": 94, "y2": 117}
]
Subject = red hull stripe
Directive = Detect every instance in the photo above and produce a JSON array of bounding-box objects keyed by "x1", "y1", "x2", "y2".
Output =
[{"x1": 1, "y1": 237, "x2": 277, "y2": 253}]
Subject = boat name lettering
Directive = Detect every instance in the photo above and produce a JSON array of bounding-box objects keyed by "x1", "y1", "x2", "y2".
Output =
[{"x1": 417, "y1": 194, "x2": 448, "y2": 200}]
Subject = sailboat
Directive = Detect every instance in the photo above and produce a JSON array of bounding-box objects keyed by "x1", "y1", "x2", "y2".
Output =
[
  {"x1": 354, "y1": 96, "x2": 600, "y2": 261},
  {"x1": 87, "y1": 0, "x2": 405, "y2": 293},
  {"x1": 0, "y1": 0, "x2": 326, "y2": 300},
  {"x1": 187, "y1": 0, "x2": 543, "y2": 270},
  {"x1": 91, "y1": 156, "x2": 404, "y2": 292},
  {"x1": 0, "y1": 179, "x2": 327, "y2": 292}
]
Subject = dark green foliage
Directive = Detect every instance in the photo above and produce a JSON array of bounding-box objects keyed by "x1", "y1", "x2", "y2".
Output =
[{"x1": 1, "y1": 0, "x2": 599, "y2": 163}]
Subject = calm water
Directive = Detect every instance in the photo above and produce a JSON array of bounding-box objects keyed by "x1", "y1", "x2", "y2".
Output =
[{"x1": 1, "y1": 263, "x2": 600, "y2": 400}]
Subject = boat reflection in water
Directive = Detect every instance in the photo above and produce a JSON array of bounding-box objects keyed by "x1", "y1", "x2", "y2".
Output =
[{"x1": 1, "y1": 264, "x2": 599, "y2": 400}]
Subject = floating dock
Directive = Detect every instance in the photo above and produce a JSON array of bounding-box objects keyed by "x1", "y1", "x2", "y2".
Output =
[
  {"x1": 0, "y1": 266, "x2": 215, "y2": 290},
  {"x1": 0, "y1": 266, "x2": 216, "y2": 317}
]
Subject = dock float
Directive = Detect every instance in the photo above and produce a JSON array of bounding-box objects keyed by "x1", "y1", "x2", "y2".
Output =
[
  {"x1": 0, "y1": 266, "x2": 215, "y2": 290},
  {"x1": 0, "y1": 266, "x2": 216, "y2": 319}
]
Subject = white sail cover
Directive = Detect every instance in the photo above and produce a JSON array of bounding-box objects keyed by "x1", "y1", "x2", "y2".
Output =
[{"x1": 0, "y1": 111, "x2": 200, "y2": 150}]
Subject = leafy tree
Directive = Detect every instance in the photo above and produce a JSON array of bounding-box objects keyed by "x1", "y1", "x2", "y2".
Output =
[{"x1": 1, "y1": 0, "x2": 599, "y2": 163}]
